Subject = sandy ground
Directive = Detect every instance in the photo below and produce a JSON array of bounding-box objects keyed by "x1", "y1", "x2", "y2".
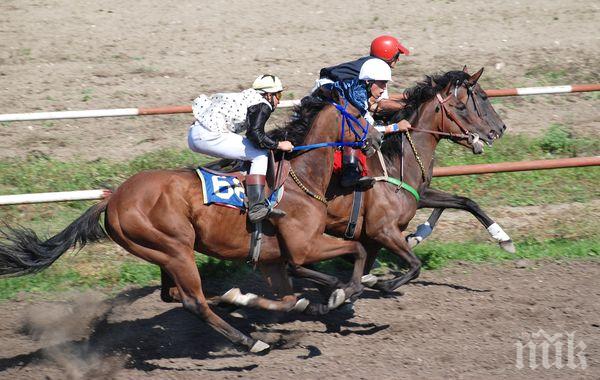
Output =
[
  {"x1": 0, "y1": 0, "x2": 599, "y2": 161},
  {"x1": 0, "y1": 260, "x2": 598, "y2": 379}
]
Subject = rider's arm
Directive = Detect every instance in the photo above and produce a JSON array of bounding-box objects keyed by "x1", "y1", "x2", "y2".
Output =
[
  {"x1": 374, "y1": 119, "x2": 411, "y2": 134},
  {"x1": 245, "y1": 103, "x2": 279, "y2": 150}
]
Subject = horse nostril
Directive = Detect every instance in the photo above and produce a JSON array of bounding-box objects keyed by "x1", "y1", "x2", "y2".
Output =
[{"x1": 502, "y1": 124, "x2": 507, "y2": 131}]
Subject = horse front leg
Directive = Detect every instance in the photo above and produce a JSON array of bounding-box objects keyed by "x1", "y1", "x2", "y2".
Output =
[
  {"x1": 369, "y1": 227, "x2": 421, "y2": 293},
  {"x1": 285, "y1": 235, "x2": 367, "y2": 310},
  {"x1": 410, "y1": 187, "x2": 515, "y2": 253}
]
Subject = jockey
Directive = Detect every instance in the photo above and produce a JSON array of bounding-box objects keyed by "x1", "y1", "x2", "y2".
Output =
[
  {"x1": 314, "y1": 35, "x2": 410, "y2": 116},
  {"x1": 187, "y1": 74, "x2": 294, "y2": 222},
  {"x1": 326, "y1": 59, "x2": 411, "y2": 188}
]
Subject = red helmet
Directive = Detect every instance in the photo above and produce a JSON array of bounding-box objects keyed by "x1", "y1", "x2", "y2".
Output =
[{"x1": 370, "y1": 35, "x2": 410, "y2": 62}]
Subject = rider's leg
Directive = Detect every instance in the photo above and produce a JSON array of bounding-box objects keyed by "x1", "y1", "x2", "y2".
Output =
[
  {"x1": 188, "y1": 130, "x2": 285, "y2": 221},
  {"x1": 340, "y1": 147, "x2": 374, "y2": 189}
]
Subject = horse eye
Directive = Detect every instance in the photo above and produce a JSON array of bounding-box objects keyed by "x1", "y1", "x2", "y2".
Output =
[{"x1": 455, "y1": 103, "x2": 466, "y2": 110}]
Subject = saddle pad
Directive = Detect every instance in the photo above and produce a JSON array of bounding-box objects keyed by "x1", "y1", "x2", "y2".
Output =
[
  {"x1": 333, "y1": 150, "x2": 369, "y2": 175},
  {"x1": 196, "y1": 168, "x2": 283, "y2": 210}
]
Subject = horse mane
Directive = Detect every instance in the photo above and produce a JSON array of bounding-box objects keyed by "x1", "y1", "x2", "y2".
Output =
[
  {"x1": 268, "y1": 95, "x2": 329, "y2": 147},
  {"x1": 401, "y1": 70, "x2": 470, "y2": 115},
  {"x1": 381, "y1": 70, "x2": 470, "y2": 160}
]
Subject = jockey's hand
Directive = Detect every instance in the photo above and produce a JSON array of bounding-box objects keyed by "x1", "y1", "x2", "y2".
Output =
[
  {"x1": 277, "y1": 140, "x2": 294, "y2": 152},
  {"x1": 396, "y1": 119, "x2": 411, "y2": 131}
]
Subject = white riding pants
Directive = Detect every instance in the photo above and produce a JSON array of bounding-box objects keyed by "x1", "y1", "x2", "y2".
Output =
[{"x1": 188, "y1": 122, "x2": 269, "y2": 175}]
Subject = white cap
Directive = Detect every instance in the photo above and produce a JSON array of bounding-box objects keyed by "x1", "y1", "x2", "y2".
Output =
[
  {"x1": 359, "y1": 58, "x2": 392, "y2": 82},
  {"x1": 252, "y1": 74, "x2": 283, "y2": 93}
]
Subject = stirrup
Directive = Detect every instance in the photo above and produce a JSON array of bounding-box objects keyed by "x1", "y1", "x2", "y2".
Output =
[
  {"x1": 356, "y1": 176, "x2": 375, "y2": 189},
  {"x1": 248, "y1": 204, "x2": 269, "y2": 223}
]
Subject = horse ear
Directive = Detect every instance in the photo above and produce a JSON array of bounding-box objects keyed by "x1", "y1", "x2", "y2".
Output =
[
  {"x1": 462, "y1": 65, "x2": 468, "y2": 73},
  {"x1": 429, "y1": 76, "x2": 437, "y2": 88},
  {"x1": 442, "y1": 80, "x2": 453, "y2": 94},
  {"x1": 467, "y1": 67, "x2": 484, "y2": 85}
]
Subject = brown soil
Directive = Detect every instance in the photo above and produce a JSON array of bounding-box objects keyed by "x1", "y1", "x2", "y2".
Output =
[
  {"x1": 1, "y1": 0, "x2": 599, "y2": 161},
  {"x1": 0, "y1": 260, "x2": 598, "y2": 379}
]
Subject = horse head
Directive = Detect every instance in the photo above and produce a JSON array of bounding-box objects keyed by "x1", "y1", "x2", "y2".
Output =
[
  {"x1": 457, "y1": 66, "x2": 507, "y2": 140},
  {"x1": 399, "y1": 69, "x2": 503, "y2": 155}
]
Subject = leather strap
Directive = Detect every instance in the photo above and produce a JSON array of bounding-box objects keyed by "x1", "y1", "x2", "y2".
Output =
[{"x1": 344, "y1": 189, "x2": 364, "y2": 239}]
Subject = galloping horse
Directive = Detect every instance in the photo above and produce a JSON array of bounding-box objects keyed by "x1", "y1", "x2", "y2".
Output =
[
  {"x1": 0, "y1": 96, "x2": 379, "y2": 353},
  {"x1": 201, "y1": 68, "x2": 500, "y2": 313},
  {"x1": 406, "y1": 67, "x2": 513, "y2": 253},
  {"x1": 318, "y1": 68, "x2": 508, "y2": 293}
]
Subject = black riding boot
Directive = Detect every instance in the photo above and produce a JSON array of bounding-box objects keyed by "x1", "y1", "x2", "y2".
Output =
[
  {"x1": 246, "y1": 174, "x2": 286, "y2": 222},
  {"x1": 340, "y1": 147, "x2": 374, "y2": 189}
]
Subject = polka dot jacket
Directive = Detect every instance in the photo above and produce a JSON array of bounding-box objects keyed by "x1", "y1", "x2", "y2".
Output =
[{"x1": 192, "y1": 89, "x2": 272, "y2": 134}]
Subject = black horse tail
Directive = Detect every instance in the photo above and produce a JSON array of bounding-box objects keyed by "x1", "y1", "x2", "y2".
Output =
[{"x1": 0, "y1": 199, "x2": 109, "y2": 277}]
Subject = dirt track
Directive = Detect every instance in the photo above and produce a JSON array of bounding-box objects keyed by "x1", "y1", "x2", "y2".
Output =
[{"x1": 0, "y1": 260, "x2": 598, "y2": 379}]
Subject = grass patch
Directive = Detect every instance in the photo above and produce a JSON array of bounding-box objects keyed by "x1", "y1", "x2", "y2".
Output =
[
  {"x1": 412, "y1": 238, "x2": 599, "y2": 270},
  {"x1": 1, "y1": 238, "x2": 596, "y2": 301},
  {"x1": 0, "y1": 251, "x2": 251, "y2": 301},
  {"x1": 429, "y1": 127, "x2": 599, "y2": 206}
]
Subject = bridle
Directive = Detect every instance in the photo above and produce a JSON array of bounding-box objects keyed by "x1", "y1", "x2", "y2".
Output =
[
  {"x1": 400, "y1": 82, "x2": 485, "y2": 181},
  {"x1": 407, "y1": 85, "x2": 481, "y2": 145}
]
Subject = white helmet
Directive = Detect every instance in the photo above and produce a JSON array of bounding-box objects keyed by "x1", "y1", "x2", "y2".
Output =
[
  {"x1": 252, "y1": 74, "x2": 283, "y2": 93},
  {"x1": 359, "y1": 58, "x2": 393, "y2": 82}
]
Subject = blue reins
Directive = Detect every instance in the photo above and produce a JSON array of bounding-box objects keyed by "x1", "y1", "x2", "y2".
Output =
[{"x1": 291, "y1": 100, "x2": 369, "y2": 152}]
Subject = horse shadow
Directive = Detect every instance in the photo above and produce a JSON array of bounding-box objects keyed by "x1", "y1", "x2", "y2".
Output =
[{"x1": 0, "y1": 279, "x2": 388, "y2": 374}]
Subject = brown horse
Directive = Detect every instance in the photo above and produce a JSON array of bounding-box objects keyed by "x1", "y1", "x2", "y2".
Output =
[
  {"x1": 316, "y1": 68, "x2": 508, "y2": 293},
  {"x1": 0, "y1": 96, "x2": 380, "y2": 354},
  {"x1": 203, "y1": 68, "x2": 501, "y2": 312},
  {"x1": 406, "y1": 67, "x2": 513, "y2": 253}
]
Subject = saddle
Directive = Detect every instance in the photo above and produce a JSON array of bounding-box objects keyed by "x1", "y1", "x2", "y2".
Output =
[
  {"x1": 198, "y1": 153, "x2": 290, "y2": 265},
  {"x1": 196, "y1": 153, "x2": 291, "y2": 210}
]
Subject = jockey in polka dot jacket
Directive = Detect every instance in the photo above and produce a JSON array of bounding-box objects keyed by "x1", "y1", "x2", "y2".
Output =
[{"x1": 187, "y1": 75, "x2": 294, "y2": 223}]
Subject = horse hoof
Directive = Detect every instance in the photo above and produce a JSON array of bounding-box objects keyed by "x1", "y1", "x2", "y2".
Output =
[
  {"x1": 407, "y1": 236, "x2": 420, "y2": 248},
  {"x1": 500, "y1": 240, "x2": 516, "y2": 254},
  {"x1": 328, "y1": 289, "x2": 346, "y2": 309},
  {"x1": 229, "y1": 308, "x2": 248, "y2": 319},
  {"x1": 292, "y1": 298, "x2": 310, "y2": 312},
  {"x1": 339, "y1": 302, "x2": 355, "y2": 315},
  {"x1": 250, "y1": 340, "x2": 270, "y2": 354},
  {"x1": 221, "y1": 288, "x2": 242, "y2": 304},
  {"x1": 361, "y1": 274, "x2": 378, "y2": 287}
]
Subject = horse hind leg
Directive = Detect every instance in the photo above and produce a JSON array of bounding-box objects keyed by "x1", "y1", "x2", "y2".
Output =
[
  {"x1": 160, "y1": 267, "x2": 181, "y2": 303},
  {"x1": 219, "y1": 262, "x2": 310, "y2": 314},
  {"x1": 108, "y1": 220, "x2": 267, "y2": 353},
  {"x1": 164, "y1": 250, "x2": 270, "y2": 354}
]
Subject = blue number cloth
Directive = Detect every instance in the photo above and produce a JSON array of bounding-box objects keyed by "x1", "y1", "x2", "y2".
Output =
[{"x1": 196, "y1": 168, "x2": 283, "y2": 210}]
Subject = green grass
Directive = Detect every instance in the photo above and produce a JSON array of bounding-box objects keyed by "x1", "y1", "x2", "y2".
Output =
[
  {"x1": 429, "y1": 126, "x2": 600, "y2": 206},
  {"x1": 1, "y1": 237, "x2": 596, "y2": 301},
  {"x1": 0, "y1": 252, "x2": 252, "y2": 301},
  {"x1": 411, "y1": 238, "x2": 599, "y2": 270}
]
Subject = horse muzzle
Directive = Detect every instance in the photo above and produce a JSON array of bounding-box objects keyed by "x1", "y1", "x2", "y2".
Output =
[{"x1": 468, "y1": 133, "x2": 485, "y2": 154}]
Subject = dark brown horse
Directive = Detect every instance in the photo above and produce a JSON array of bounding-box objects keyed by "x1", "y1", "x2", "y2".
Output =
[
  {"x1": 317, "y1": 68, "x2": 508, "y2": 293},
  {"x1": 0, "y1": 96, "x2": 380, "y2": 354},
  {"x1": 405, "y1": 68, "x2": 513, "y2": 253}
]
